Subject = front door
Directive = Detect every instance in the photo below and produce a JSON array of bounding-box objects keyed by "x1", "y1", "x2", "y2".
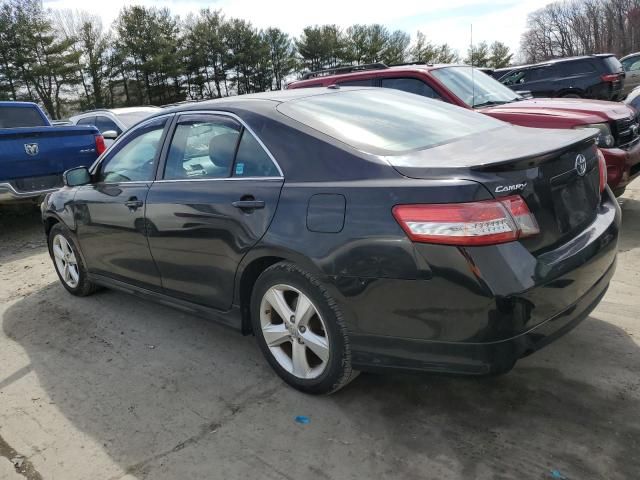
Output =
[
  {"x1": 73, "y1": 116, "x2": 171, "y2": 290},
  {"x1": 145, "y1": 113, "x2": 283, "y2": 310}
]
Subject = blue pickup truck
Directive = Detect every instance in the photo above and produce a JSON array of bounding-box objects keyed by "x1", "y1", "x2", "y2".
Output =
[{"x1": 0, "y1": 101, "x2": 105, "y2": 204}]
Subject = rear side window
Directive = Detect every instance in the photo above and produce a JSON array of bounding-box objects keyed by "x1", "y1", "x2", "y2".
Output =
[
  {"x1": 96, "y1": 116, "x2": 122, "y2": 135},
  {"x1": 381, "y1": 77, "x2": 441, "y2": 99},
  {"x1": 164, "y1": 116, "x2": 241, "y2": 180},
  {"x1": 0, "y1": 106, "x2": 47, "y2": 128},
  {"x1": 76, "y1": 116, "x2": 95, "y2": 126},
  {"x1": 558, "y1": 61, "x2": 595, "y2": 76},
  {"x1": 233, "y1": 130, "x2": 280, "y2": 177},
  {"x1": 277, "y1": 88, "x2": 505, "y2": 155}
]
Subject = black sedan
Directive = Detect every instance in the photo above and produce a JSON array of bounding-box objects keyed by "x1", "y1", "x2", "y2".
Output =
[{"x1": 42, "y1": 87, "x2": 620, "y2": 394}]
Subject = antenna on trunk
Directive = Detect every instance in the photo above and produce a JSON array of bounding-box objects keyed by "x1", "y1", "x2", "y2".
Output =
[{"x1": 471, "y1": 23, "x2": 475, "y2": 108}]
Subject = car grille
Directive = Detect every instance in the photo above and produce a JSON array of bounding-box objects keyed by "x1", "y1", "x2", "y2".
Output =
[
  {"x1": 13, "y1": 174, "x2": 63, "y2": 192},
  {"x1": 613, "y1": 115, "x2": 640, "y2": 149}
]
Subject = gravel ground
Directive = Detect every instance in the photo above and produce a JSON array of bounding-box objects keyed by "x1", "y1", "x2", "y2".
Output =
[{"x1": 0, "y1": 185, "x2": 639, "y2": 480}]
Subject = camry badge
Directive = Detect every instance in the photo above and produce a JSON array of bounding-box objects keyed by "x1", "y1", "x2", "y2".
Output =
[
  {"x1": 575, "y1": 154, "x2": 587, "y2": 177},
  {"x1": 24, "y1": 143, "x2": 39, "y2": 156},
  {"x1": 495, "y1": 182, "x2": 527, "y2": 193}
]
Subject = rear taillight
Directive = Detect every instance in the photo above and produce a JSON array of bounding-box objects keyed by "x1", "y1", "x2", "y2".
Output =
[
  {"x1": 95, "y1": 135, "x2": 106, "y2": 155},
  {"x1": 597, "y1": 149, "x2": 607, "y2": 193},
  {"x1": 392, "y1": 195, "x2": 539, "y2": 246},
  {"x1": 601, "y1": 73, "x2": 620, "y2": 82}
]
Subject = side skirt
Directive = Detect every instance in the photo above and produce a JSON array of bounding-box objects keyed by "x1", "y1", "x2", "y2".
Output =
[{"x1": 89, "y1": 273, "x2": 243, "y2": 331}]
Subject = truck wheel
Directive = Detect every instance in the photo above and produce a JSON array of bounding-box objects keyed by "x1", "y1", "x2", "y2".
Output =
[
  {"x1": 251, "y1": 262, "x2": 358, "y2": 394},
  {"x1": 48, "y1": 223, "x2": 97, "y2": 296}
]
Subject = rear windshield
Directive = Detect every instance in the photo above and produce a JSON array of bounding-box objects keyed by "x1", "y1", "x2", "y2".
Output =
[
  {"x1": 276, "y1": 88, "x2": 505, "y2": 155},
  {"x1": 602, "y1": 56, "x2": 623, "y2": 73},
  {"x1": 0, "y1": 106, "x2": 47, "y2": 128}
]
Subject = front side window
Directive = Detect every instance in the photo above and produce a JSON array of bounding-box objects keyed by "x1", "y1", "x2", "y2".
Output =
[
  {"x1": 277, "y1": 88, "x2": 505, "y2": 155},
  {"x1": 431, "y1": 66, "x2": 521, "y2": 107},
  {"x1": 98, "y1": 117, "x2": 167, "y2": 182},
  {"x1": 164, "y1": 116, "x2": 241, "y2": 180},
  {"x1": 381, "y1": 77, "x2": 441, "y2": 99}
]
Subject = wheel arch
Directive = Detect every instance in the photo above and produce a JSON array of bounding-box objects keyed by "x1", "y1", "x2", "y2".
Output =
[{"x1": 235, "y1": 247, "x2": 325, "y2": 335}]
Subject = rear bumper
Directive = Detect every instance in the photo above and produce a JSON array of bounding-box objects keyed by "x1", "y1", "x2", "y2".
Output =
[
  {"x1": 602, "y1": 141, "x2": 640, "y2": 192},
  {"x1": 0, "y1": 182, "x2": 60, "y2": 203},
  {"x1": 349, "y1": 260, "x2": 614, "y2": 375},
  {"x1": 330, "y1": 191, "x2": 620, "y2": 375}
]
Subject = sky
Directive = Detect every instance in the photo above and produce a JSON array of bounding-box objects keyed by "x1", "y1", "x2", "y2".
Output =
[{"x1": 44, "y1": 0, "x2": 556, "y2": 59}]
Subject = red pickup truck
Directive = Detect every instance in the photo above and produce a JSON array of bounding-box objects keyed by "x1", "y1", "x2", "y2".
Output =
[{"x1": 287, "y1": 64, "x2": 640, "y2": 196}]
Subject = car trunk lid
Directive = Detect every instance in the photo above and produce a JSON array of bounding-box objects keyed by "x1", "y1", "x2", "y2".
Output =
[{"x1": 387, "y1": 125, "x2": 601, "y2": 253}]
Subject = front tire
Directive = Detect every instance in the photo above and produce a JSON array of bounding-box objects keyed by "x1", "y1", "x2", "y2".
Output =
[
  {"x1": 48, "y1": 223, "x2": 97, "y2": 296},
  {"x1": 251, "y1": 262, "x2": 357, "y2": 394}
]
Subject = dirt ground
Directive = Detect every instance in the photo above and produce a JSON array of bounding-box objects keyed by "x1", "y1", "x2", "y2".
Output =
[{"x1": 0, "y1": 185, "x2": 639, "y2": 480}]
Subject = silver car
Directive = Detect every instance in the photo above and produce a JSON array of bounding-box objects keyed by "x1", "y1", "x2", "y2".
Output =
[
  {"x1": 69, "y1": 107, "x2": 161, "y2": 147},
  {"x1": 621, "y1": 52, "x2": 640, "y2": 96}
]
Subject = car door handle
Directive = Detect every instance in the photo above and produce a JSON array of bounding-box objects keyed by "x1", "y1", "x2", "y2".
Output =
[
  {"x1": 232, "y1": 200, "x2": 265, "y2": 210},
  {"x1": 125, "y1": 198, "x2": 143, "y2": 210}
]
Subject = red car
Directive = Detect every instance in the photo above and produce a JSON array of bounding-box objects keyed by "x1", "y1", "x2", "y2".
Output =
[{"x1": 287, "y1": 64, "x2": 640, "y2": 196}]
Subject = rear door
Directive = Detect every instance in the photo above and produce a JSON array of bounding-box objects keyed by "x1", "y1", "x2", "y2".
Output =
[
  {"x1": 73, "y1": 115, "x2": 171, "y2": 290},
  {"x1": 145, "y1": 112, "x2": 284, "y2": 310}
]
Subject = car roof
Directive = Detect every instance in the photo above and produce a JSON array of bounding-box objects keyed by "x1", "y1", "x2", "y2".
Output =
[
  {"x1": 288, "y1": 63, "x2": 472, "y2": 87},
  {"x1": 71, "y1": 106, "x2": 161, "y2": 118},
  {"x1": 162, "y1": 87, "x2": 347, "y2": 114}
]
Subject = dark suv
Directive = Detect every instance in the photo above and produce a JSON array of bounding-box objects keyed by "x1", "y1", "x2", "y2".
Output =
[{"x1": 497, "y1": 55, "x2": 625, "y2": 100}]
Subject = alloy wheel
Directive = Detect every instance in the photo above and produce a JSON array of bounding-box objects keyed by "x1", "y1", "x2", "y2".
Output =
[
  {"x1": 52, "y1": 234, "x2": 80, "y2": 288},
  {"x1": 259, "y1": 284, "x2": 330, "y2": 379}
]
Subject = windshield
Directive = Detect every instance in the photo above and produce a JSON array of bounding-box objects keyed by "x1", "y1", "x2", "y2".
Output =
[
  {"x1": 431, "y1": 66, "x2": 521, "y2": 108},
  {"x1": 277, "y1": 88, "x2": 505, "y2": 155},
  {"x1": 117, "y1": 110, "x2": 159, "y2": 128}
]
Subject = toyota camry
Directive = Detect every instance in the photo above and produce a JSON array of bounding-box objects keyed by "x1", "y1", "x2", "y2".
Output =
[{"x1": 41, "y1": 87, "x2": 620, "y2": 394}]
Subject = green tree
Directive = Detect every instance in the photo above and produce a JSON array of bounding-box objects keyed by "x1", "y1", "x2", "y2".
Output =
[
  {"x1": 488, "y1": 41, "x2": 513, "y2": 68},
  {"x1": 465, "y1": 41, "x2": 490, "y2": 67},
  {"x1": 382, "y1": 30, "x2": 410, "y2": 65},
  {"x1": 264, "y1": 27, "x2": 296, "y2": 89}
]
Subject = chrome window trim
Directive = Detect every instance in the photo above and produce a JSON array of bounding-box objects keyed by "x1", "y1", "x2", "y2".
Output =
[
  {"x1": 90, "y1": 113, "x2": 176, "y2": 175},
  {"x1": 173, "y1": 110, "x2": 284, "y2": 178},
  {"x1": 153, "y1": 176, "x2": 283, "y2": 184}
]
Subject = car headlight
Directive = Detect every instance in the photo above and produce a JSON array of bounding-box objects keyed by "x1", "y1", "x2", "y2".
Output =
[{"x1": 574, "y1": 123, "x2": 615, "y2": 148}]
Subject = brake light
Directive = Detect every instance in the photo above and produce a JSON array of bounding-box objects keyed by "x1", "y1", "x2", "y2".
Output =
[
  {"x1": 601, "y1": 73, "x2": 620, "y2": 82},
  {"x1": 392, "y1": 195, "x2": 539, "y2": 246},
  {"x1": 95, "y1": 135, "x2": 106, "y2": 155},
  {"x1": 597, "y1": 149, "x2": 607, "y2": 193}
]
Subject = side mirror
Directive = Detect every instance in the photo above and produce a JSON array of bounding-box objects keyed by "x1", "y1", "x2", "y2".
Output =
[
  {"x1": 63, "y1": 167, "x2": 91, "y2": 187},
  {"x1": 102, "y1": 130, "x2": 119, "y2": 140}
]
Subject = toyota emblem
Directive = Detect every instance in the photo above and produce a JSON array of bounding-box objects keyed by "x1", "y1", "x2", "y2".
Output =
[{"x1": 575, "y1": 154, "x2": 587, "y2": 177}]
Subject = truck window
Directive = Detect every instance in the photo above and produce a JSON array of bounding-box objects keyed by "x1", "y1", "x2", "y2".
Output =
[
  {"x1": 381, "y1": 77, "x2": 442, "y2": 99},
  {"x1": 0, "y1": 106, "x2": 47, "y2": 128},
  {"x1": 337, "y1": 79, "x2": 374, "y2": 87}
]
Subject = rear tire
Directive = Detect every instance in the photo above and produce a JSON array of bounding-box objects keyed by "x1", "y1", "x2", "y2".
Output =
[
  {"x1": 48, "y1": 223, "x2": 97, "y2": 297},
  {"x1": 251, "y1": 262, "x2": 358, "y2": 394},
  {"x1": 561, "y1": 93, "x2": 582, "y2": 98}
]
